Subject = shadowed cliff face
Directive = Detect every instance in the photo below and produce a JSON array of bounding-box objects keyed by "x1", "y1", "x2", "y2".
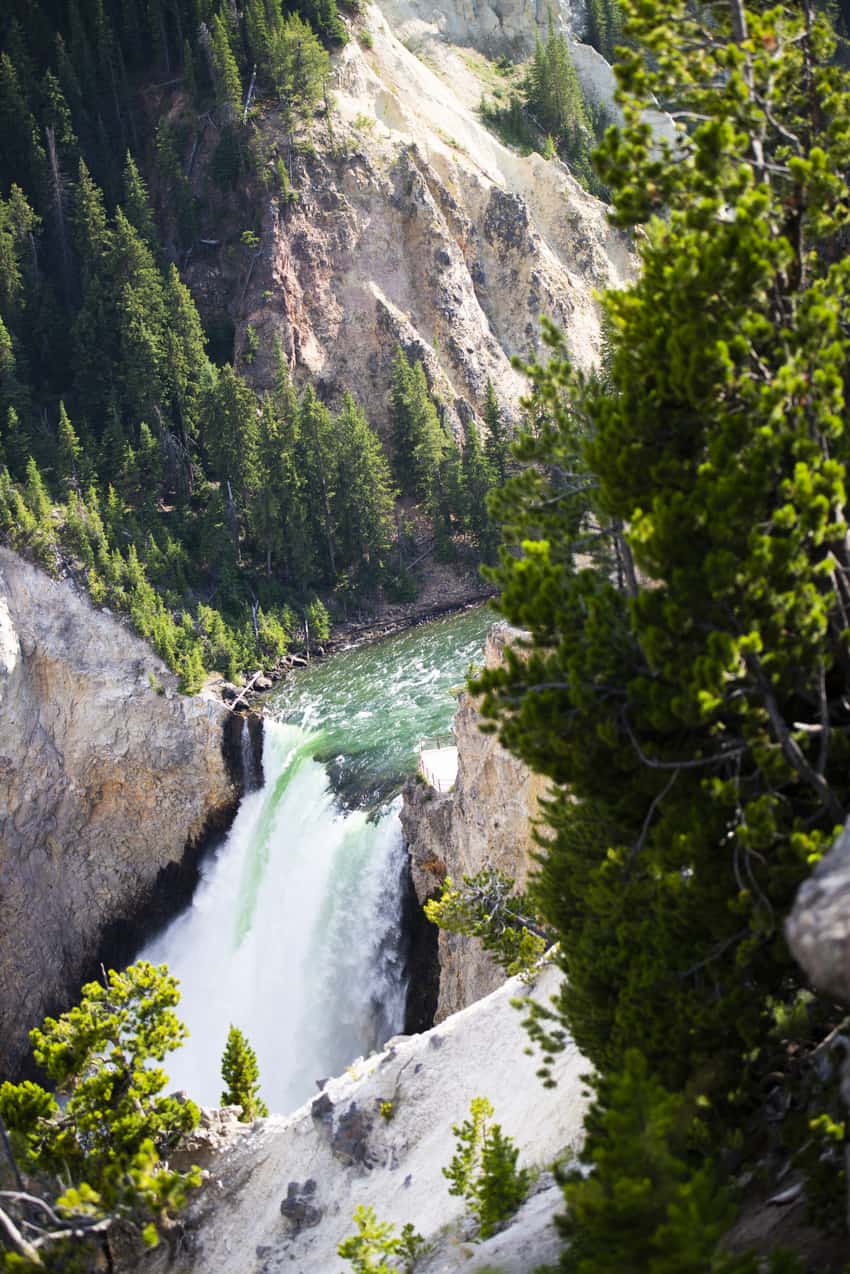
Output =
[
  {"x1": 0, "y1": 548, "x2": 241, "y2": 1079},
  {"x1": 401, "y1": 622, "x2": 550, "y2": 1019}
]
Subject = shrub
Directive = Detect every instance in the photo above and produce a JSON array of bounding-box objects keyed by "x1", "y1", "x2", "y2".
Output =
[
  {"x1": 424, "y1": 868, "x2": 550, "y2": 978},
  {"x1": 338, "y1": 1205, "x2": 426, "y2": 1273},
  {"x1": 0, "y1": 963, "x2": 200, "y2": 1264},
  {"x1": 443, "y1": 1097, "x2": 530, "y2": 1238}
]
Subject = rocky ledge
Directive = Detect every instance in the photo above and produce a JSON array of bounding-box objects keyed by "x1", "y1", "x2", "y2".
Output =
[
  {"x1": 0, "y1": 547, "x2": 246, "y2": 1079},
  {"x1": 401, "y1": 621, "x2": 550, "y2": 1020}
]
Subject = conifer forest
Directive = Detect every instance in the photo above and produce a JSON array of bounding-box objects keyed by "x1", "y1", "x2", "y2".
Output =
[{"x1": 4, "y1": 0, "x2": 850, "y2": 1272}]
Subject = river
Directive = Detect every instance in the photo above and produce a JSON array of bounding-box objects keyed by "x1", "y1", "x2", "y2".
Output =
[{"x1": 141, "y1": 606, "x2": 492, "y2": 1114}]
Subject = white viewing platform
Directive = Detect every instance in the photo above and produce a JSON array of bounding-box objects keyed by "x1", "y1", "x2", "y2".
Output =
[{"x1": 418, "y1": 735, "x2": 458, "y2": 793}]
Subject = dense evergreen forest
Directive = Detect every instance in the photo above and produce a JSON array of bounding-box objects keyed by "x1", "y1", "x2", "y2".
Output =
[{"x1": 0, "y1": 0, "x2": 510, "y2": 688}]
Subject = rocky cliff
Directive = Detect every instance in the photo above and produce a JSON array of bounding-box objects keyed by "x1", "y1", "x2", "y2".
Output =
[
  {"x1": 0, "y1": 548, "x2": 244, "y2": 1079},
  {"x1": 186, "y1": 0, "x2": 632, "y2": 441},
  {"x1": 148, "y1": 964, "x2": 588, "y2": 1274},
  {"x1": 401, "y1": 622, "x2": 549, "y2": 1019}
]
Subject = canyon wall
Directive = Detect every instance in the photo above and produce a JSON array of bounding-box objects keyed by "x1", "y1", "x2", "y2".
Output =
[
  {"x1": 187, "y1": 0, "x2": 632, "y2": 441},
  {"x1": 401, "y1": 622, "x2": 549, "y2": 1019},
  {"x1": 0, "y1": 548, "x2": 243, "y2": 1078}
]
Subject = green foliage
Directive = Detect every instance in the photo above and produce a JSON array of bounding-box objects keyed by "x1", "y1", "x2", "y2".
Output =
[
  {"x1": 0, "y1": 962, "x2": 200, "y2": 1265},
  {"x1": 338, "y1": 1205, "x2": 426, "y2": 1273},
  {"x1": 483, "y1": 379, "x2": 511, "y2": 487},
  {"x1": 583, "y1": 0, "x2": 625, "y2": 62},
  {"x1": 473, "y1": 0, "x2": 850, "y2": 1265},
  {"x1": 524, "y1": 21, "x2": 599, "y2": 189},
  {"x1": 0, "y1": 1, "x2": 519, "y2": 694},
  {"x1": 220, "y1": 1025, "x2": 269, "y2": 1121},
  {"x1": 207, "y1": 14, "x2": 243, "y2": 120},
  {"x1": 477, "y1": 27, "x2": 606, "y2": 192},
  {"x1": 424, "y1": 868, "x2": 549, "y2": 978},
  {"x1": 559, "y1": 1051, "x2": 803, "y2": 1274},
  {"x1": 268, "y1": 13, "x2": 331, "y2": 119},
  {"x1": 389, "y1": 346, "x2": 446, "y2": 498},
  {"x1": 443, "y1": 1097, "x2": 530, "y2": 1239},
  {"x1": 305, "y1": 595, "x2": 331, "y2": 644}
]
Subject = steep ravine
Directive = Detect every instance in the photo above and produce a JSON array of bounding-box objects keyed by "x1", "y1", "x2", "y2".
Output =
[{"x1": 0, "y1": 548, "x2": 246, "y2": 1079}]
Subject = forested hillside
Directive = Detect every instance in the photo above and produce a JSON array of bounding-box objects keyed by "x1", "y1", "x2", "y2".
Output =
[{"x1": 0, "y1": 0, "x2": 512, "y2": 688}]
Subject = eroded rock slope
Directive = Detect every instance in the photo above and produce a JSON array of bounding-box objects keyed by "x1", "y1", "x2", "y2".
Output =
[
  {"x1": 0, "y1": 549, "x2": 241, "y2": 1077},
  {"x1": 190, "y1": 0, "x2": 631, "y2": 439},
  {"x1": 149, "y1": 964, "x2": 588, "y2": 1274}
]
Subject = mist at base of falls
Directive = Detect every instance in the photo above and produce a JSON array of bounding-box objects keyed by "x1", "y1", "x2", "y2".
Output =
[{"x1": 142, "y1": 606, "x2": 492, "y2": 1115}]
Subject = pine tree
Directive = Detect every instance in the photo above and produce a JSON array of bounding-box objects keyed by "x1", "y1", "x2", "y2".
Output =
[
  {"x1": 389, "y1": 347, "x2": 445, "y2": 498},
  {"x1": 56, "y1": 400, "x2": 82, "y2": 493},
  {"x1": 294, "y1": 0, "x2": 347, "y2": 48},
  {"x1": 333, "y1": 392, "x2": 395, "y2": 583},
  {"x1": 483, "y1": 380, "x2": 510, "y2": 486},
  {"x1": 0, "y1": 53, "x2": 48, "y2": 204},
  {"x1": 72, "y1": 160, "x2": 111, "y2": 279},
  {"x1": 266, "y1": 349, "x2": 315, "y2": 586},
  {"x1": 203, "y1": 364, "x2": 259, "y2": 549},
  {"x1": 162, "y1": 263, "x2": 208, "y2": 444},
  {"x1": 268, "y1": 12, "x2": 330, "y2": 117},
  {"x1": 244, "y1": 0, "x2": 273, "y2": 76},
  {"x1": 109, "y1": 207, "x2": 169, "y2": 423},
  {"x1": 2, "y1": 406, "x2": 30, "y2": 481},
  {"x1": 584, "y1": 0, "x2": 624, "y2": 61},
  {"x1": 220, "y1": 1025, "x2": 268, "y2": 1121},
  {"x1": 429, "y1": 437, "x2": 465, "y2": 560},
  {"x1": 24, "y1": 455, "x2": 51, "y2": 522},
  {"x1": 121, "y1": 152, "x2": 158, "y2": 249},
  {"x1": 181, "y1": 36, "x2": 199, "y2": 107},
  {"x1": 207, "y1": 13, "x2": 243, "y2": 120},
  {"x1": 249, "y1": 398, "x2": 284, "y2": 576},
  {"x1": 461, "y1": 419, "x2": 495, "y2": 555},
  {"x1": 299, "y1": 383, "x2": 337, "y2": 580},
  {"x1": 523, "y1": 20, "x2": 592, "y2": 175},
  {"x1": 476, "y1": 1, "x2": 850, "y2": 1262}
]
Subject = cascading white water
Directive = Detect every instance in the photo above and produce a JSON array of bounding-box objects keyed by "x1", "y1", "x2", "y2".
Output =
[
  {"x1": 141, "y1": 606, "x2": 492, "y2": 1115},
  {"x1": 142, "y1": 721, "x2": 408, "y2": 1113}
]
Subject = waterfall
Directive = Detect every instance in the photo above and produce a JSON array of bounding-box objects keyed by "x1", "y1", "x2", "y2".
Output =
[
  {"x1": 141, "y1": 607, "x2": 492, "y2": 1115},
  {"x1": 240, "y1": 714, "x2": 258, "y2": 793},
  {"x1": 142, "y1": 721, "x2": 408, "y2": 1113}
]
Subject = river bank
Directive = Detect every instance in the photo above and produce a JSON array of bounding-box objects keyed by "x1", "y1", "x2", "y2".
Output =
[{"x1": 209, "y1": 577, "x2": 496, "y2": 712}]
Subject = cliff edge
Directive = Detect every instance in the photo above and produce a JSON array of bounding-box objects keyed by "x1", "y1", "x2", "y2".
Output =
[
  {"x1": 0, "y1": 548, "x2": 242, "y2": 1078},
  {"x1": 401, "y1": 621, "x2": 549, "y2": 1019}
]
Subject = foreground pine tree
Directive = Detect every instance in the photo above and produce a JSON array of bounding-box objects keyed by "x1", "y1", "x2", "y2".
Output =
[
  {"x1": 220, "y1": 1025, "x2": 269, "y2": 1121},
  {"x1": 476, "y1": 0, "x2": 850, "y2": 1264}
]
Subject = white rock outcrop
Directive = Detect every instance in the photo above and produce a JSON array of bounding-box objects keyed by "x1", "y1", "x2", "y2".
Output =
[
  {"x1": 787, "y1": 819, "x2": 850, "y2": 1006},
  {"x1": 153, "y1": 964, "x2": 588, "y2": 1274},
  {"x1": 0, "y1": 548, "x2": 241, "y2": 1078}
]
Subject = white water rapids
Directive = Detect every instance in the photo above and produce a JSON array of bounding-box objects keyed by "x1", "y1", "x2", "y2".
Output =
[
  {"x1": 143, "y1": 722, "x2": 407, "y2": 1113},
  {"x1": 141, "y1": 606, "x2": 492, "y2": 1115}
]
